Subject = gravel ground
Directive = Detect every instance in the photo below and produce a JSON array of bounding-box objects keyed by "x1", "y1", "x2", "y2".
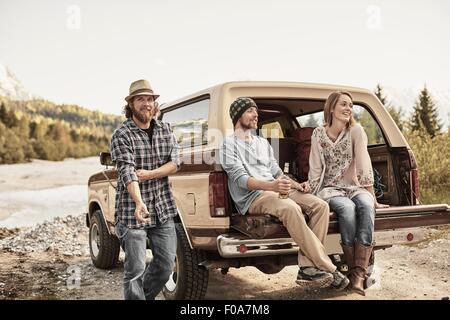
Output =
[{"x1": 0, "y1": 214, "x2": 449, "y2": 300}]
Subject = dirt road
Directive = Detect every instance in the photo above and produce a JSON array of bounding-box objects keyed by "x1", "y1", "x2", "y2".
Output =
[
  {"x1": 1, "y1": 215, "x2": 449, "y2": 300},
  {"x1": 0, "y1": 158, "x2": 448, "y2": 300}
]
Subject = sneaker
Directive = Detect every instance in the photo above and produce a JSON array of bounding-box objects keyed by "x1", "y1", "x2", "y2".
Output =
[
  {"x1": 296, "y1": 267, "x2": 333, "y2": 288},
  {"x1": 330, "y1": 270, "x2": 350, "y2": 290}
]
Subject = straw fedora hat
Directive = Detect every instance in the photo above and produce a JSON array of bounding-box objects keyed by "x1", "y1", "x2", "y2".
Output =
[{"x1": 125, "y1": 79, "x2": 160, "y2": 102}]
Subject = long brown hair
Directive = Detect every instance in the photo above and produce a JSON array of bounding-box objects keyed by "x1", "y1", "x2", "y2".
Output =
[
  {"x1": 323, "y1": 91, "x2": 355, "y2": 128},
  {"x1": 123, "y1": 97, "x2": 134, "y2": 119}
]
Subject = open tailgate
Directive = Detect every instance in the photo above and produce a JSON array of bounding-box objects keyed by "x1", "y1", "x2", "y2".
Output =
[{"x1": 329, "y1": 204, "x2": 450, "y2": 233}]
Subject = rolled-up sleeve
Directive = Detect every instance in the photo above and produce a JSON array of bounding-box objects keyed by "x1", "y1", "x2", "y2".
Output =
[
  {"x1": 168, "y1": 130, "x2": 181, "y2": 169},
  {"x1": 219, "y1": 139, "x2": 250, "y2": 190},
  {"x1": 110, "y1": 132, "x2": 138, "y2": 187}
]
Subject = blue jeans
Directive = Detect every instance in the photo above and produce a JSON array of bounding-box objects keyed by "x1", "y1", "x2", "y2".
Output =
[
  {"x1": 329, "y1": 193, "x2": 375, "y2": 246},
  {"x1": 115, "y1": 218, "x2": 177, "y2": 300}
]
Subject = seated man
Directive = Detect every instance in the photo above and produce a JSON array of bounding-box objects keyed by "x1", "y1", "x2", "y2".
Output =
[{"x1": 219, "y1": 97, "x2": 349, "y2": 290}]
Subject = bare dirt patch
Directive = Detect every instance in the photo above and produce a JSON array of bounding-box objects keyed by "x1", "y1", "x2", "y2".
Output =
[{"x1": 1, "y1": 214, "x2": 448, "y2": 300}]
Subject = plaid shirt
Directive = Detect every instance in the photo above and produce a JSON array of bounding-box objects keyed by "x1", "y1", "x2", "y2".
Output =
[{"x1": 110, "y1": 118, "x2": 180, "y2": 229}]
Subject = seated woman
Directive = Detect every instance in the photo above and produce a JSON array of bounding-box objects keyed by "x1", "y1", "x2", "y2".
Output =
[{"x1": 304, "y1": 91, "x2": 389, "y2": 295}]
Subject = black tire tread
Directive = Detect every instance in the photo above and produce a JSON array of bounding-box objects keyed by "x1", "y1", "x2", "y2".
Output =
[
  {"x1": 89, "y1": 210, "x2": 120, "y2": 269},
  {"x1": 164, "y1": 223, "x2": 209, "y2": 300}
]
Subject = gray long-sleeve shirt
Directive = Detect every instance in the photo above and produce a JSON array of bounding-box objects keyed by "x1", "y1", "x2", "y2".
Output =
[{"x1": 219, "y1": 134, "x2": 283, "y2": 215}]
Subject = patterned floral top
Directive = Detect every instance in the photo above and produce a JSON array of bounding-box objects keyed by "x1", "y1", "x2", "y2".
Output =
[{"x1": 308, "y1": 124, "x2": 374, "y2": 202}]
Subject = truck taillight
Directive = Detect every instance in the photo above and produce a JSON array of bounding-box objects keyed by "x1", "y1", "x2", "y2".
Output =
[
  {"x1": 407, "y1": 233, "x2": 414, "y2": 242},
  {"x1": 209, "y1": 172, "x2": 230, "y2": 217},
  {"x1": 411, "y1": 169, "x2": 420, "y2": 204}
]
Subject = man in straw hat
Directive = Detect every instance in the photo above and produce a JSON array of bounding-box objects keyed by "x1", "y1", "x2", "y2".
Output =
[{"x1": 110, "y1": 79, "x2": 180, "y2": 300}]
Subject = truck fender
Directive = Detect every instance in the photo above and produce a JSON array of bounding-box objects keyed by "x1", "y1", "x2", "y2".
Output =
[
  {"x1": 88, "y1": 200, "x2": 113, "y2": 235},
  {"x1": 174, "y1": 207, "x2": 194, "y2": 250}
]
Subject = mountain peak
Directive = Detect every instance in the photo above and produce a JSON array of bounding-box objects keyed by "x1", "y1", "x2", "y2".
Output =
[{"x1": 0, "y1": 64, "x2": 33, "y2": 100}]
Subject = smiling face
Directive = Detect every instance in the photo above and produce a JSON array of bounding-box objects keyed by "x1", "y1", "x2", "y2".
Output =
[
  {"x1": 130, "y1": 95, "x2": 156, "y2": 124},
  {"x1": 237, "y1": 106, "x2": 258, "y2": 130},
  {"x1": 331, "y1": 94, "x2": 353, "y2": 124},
  {"x1": 323, "y1": 91, "x2": 355, "y2": 128}
]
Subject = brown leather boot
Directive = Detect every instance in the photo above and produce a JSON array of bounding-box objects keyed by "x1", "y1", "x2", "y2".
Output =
[
  {"x1": 341, "y1": 243, "x2": 354, "y2": 273},
  {"x1": 350, "y1": 241, "x2": 374, "y2": 296}
]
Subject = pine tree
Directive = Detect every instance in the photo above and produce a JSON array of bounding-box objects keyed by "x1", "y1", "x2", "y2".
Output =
[
  {"x1": 0, "y1": 103, "x2": 7, "y2": 124},
  {"x1": 0, "y1": 104, "x2": 19, "y2": 128},
  {"x1": 375, "y1": 84, "x2": 388, "y2": 105},
  {"x1": 387, "y1": 106, "x2": 404, "y2": 132},
  {"x1": 410, "y1": 85, "x2": 442, "y2": 137},
  {"x1": 374, "y1": 83, "x2": 404, "y2": 132}
]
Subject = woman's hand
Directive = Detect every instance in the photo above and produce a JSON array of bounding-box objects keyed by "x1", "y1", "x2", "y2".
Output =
[
  {"x1": 375, "y1": 202, "x2": 389, "y2": 209},
  {"x1": 297, "y1": 181, "x2": 311, "y2": 193},
  {"x1": 366, "y1": 186, "x2": 389, "y2": 209}
]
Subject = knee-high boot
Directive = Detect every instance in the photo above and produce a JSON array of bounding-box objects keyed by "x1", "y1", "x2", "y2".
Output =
[
  {"x1": 341, "y1": 242, "x2": 354, "y2": 275},
  {"x1": 350, "y1": 241, "x2": 374, "y2": 296}
]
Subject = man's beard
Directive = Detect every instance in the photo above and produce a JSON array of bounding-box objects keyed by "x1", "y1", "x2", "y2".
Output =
[
  {"x1": 240, "y1": 119, "x2": 257, "y2": 131},
  {"x1": 132, "y1": 106, "x2": 151, "y2": 123}
]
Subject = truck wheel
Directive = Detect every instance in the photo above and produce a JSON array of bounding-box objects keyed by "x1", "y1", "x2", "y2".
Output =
[
  {"x1": 163, "y1": 223, "x2": 209, "y2": 300},
  {"x1": 89, "y1": 210, "x2": 120, "y2": 269}
]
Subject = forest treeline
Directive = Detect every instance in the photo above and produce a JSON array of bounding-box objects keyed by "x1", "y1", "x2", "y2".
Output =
[{"x1": 0, "y1": 96, "x2": 123, "y2": 163}]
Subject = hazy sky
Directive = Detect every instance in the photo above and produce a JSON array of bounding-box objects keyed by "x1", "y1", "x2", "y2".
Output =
[{"x1": 1, "y1": 0, "x2": 449, "y2": 116}]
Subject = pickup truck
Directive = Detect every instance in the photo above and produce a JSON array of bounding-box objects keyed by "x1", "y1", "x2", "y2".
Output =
[{"x1": 86, "y1": 81, "x2": 450, "y2": 300}]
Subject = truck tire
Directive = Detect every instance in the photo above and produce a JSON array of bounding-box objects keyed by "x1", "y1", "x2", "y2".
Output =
[
  {"x1": 163, "y1": 223, "x2": 209, "y2": 300},
  {"x1": 89, "y1": 210, "x2": 120, "y2": 269}
]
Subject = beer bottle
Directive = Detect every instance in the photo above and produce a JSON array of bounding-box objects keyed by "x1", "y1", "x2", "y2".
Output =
[{"x1": 279, "y1": 163, "x2": 290, "y2": 199}]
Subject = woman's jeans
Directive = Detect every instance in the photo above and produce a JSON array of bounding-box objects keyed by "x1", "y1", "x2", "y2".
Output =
[
  {"x1": 329, "y1": 193, "x2": 375, "y2": 246},
  {"x1": 115, "y1": 218, "x2": 177, "y2": 300}
]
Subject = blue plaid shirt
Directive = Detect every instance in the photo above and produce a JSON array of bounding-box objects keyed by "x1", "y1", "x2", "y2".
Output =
[{"x1": 110, "y1": 118, "x2": 180, "y2": 229}]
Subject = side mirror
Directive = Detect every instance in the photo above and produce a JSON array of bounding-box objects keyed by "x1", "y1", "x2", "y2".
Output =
[{"x1": 100, "y1": 152, "x2": 114, "y2": 167}]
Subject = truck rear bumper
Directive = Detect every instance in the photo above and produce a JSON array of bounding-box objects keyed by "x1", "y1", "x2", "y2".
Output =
[
  {"x1": 217, "y1": 227, "x2": 429, "y2": 258},
  {"x1": 217, "y1": 235, "x2": 298, "y2": 258}
]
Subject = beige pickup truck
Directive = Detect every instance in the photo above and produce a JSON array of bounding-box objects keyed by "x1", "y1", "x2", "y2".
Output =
[{"x1": 86, "y1": 81, "x2": 450, "y2": 300}]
